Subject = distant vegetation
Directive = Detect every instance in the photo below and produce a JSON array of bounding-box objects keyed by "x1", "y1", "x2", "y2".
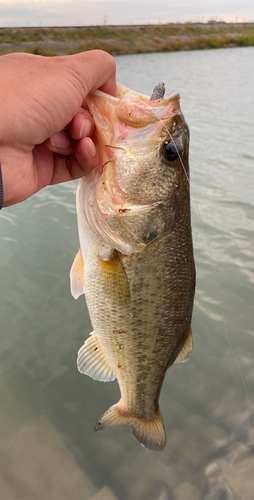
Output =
[{"x1": 0, "y1": 23, "x2": 254, "y2": 56}]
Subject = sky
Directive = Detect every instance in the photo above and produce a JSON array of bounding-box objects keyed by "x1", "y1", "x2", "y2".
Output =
[{"x1": 0, "y1": 0, "x2": 253, "y2": 27}]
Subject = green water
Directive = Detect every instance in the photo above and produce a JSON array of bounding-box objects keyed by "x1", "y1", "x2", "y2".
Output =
[{"x1": 1, "y1": 47, "x2": 254, "y2": 500}]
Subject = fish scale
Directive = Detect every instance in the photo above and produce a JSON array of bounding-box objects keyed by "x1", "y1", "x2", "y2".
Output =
[{"x1": 70, "y1": 83, "x2": 195, "y2": 451}]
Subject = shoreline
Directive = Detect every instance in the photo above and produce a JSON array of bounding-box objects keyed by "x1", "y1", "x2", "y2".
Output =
[{"x1": 0, "y1": 23, "x2": 254, "y2": 56}]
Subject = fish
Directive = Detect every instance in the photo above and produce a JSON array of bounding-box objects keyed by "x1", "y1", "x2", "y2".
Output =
[{"x1": 70, "y1": 82, "x2": 196, "y2": 451}]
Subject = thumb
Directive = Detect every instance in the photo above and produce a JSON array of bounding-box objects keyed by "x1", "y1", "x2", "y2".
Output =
[
  {"x1": 43, "y1": 49, "x2": 118, "y2": 132},
  {"x1": 61, "y1": 49, "x2": 117, "y2": 99}
]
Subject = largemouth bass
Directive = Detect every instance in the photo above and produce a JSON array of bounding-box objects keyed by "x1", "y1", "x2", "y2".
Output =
[{"x1": 70, "y1": 83, "x2": 196, "y2": 451}]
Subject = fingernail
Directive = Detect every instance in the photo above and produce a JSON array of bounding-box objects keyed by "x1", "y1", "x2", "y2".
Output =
[
  {"x1": 50, "y1": 131, "x2": 70, "y2": 149},
  {"x1": 79, "y1": 119, "x2": 92, "y2": 139},
  {"x1": 87, "y1": 138, "x2": 96, "y2": 157}
]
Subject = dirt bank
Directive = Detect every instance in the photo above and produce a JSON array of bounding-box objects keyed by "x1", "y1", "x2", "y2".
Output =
[{"x1": 0, "y1": 23, "x2": 254, "y2": 56}]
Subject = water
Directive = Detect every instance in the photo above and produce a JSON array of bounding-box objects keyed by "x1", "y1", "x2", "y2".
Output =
[{"x1": 1, "y1": 47, "x2": 254, "y2": 499}]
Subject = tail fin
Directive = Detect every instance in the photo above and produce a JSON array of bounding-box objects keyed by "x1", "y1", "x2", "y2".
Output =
[{"x1": 94, "y1": 402, "x2": 166, "y2": 451}]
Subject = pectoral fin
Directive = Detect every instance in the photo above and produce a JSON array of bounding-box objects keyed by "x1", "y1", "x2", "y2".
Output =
[
  {"x1": 99, "y1": 247, "x2": 130, "y2": 306},
  {"x1": 77, "y1": 332, "x2": 116, "y2": 382},
  {"x1": 174, "y1": 328, "x2": 193, "y2": 363},
  {"x1": 70, "y1": 249, "x2": 85, "y2": 299}
]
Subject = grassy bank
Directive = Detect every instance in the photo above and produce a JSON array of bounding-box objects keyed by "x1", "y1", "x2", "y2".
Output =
[{"x1": 0, "y1": 23, "x2": 254, "y2": 56}]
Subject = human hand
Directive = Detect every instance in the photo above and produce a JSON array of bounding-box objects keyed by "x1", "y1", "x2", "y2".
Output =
[{"x1": 0, "y1": 50, "x2": 117, "y2": 207}]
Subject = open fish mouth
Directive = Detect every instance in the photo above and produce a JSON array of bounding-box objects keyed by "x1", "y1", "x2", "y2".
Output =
[
  {"x1": 80, "y1": 83, "x2": 186, "y2": 255},
  {"x1": 87, "y1": 83, "x2": 180, "y2": 131}
]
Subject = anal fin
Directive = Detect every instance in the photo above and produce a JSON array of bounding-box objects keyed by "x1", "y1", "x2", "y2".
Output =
[
  {"x1": 77, "y1": 332, "x2": 116, "y2": 382},
  {"x1": 174, "y1": 327, "x2": 193, "y2": 363}
]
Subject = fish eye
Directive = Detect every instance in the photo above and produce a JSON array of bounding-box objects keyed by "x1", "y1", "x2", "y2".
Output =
[{"x1": 163, "y1": 140, "x2": 180, "y2": 162}]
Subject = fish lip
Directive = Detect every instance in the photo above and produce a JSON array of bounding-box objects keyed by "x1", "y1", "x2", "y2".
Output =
[
  {"x1": 87, "y1": 87, "x2": 181, "y2": 133},
  {"x1": 89, "y1": 88, "x2": 180, "y2": 107},
  {"x1": 90, "y1": 89, "x2": 119, "y2": 102},
  {"x1": 147, "y1": 91, "x2": 180, "y2": 108}
]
